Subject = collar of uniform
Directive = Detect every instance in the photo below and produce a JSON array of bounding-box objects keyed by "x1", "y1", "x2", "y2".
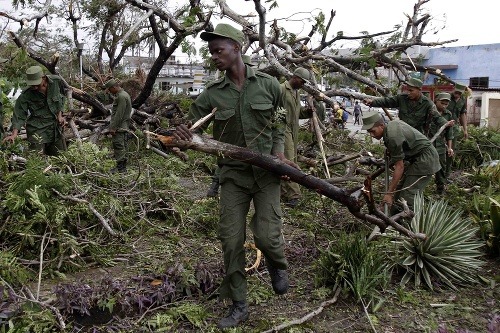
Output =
[
  {"x1": 284, "y1": 80, "x2": 294, "y2": 91},
  {"x1": 215, "y1": 66, "x2": 257, "y2": 89}
]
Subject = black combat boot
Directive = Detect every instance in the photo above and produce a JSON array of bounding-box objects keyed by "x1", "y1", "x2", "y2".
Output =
[
  {"x1": 206, "y1": 179, "x2": 220, "y2": 197},
  {"x1": 117, "y1": 160, "x2": 127, "y2": 173},
  {"x1": 266, "y1": 262, "x2": 289, "y2": 295},
  {"x1": 217, "y1": 300, "x2": 249, "y2": 329}
]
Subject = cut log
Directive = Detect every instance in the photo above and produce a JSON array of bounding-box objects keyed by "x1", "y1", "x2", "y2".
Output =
[{"x1": 154, "y1": 133, "x2": 425, "y2": 240}]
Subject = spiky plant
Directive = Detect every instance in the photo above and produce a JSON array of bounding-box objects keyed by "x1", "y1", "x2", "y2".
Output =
[{"x1": 400, "y1": 193, "x2": 484, "y2": 290}]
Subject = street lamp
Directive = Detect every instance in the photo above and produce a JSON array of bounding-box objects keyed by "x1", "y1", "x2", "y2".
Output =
[{"x1": 77, "y1": 42, "x2": 84, "y2": 90}]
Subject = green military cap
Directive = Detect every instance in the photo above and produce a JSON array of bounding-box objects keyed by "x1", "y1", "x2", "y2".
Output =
[
  {"x1": 104, "y1": 78, "x2": 118, "y2": 89},
  {"x1": 0, "y1": 57, "x2": 8, "y2": 64},
  {"x1": 293, "y1": 67, "x2": 310, "y2": 84},
  {"x1": 200, "y1": 23, "x2": 245, "y2": 45},
  {"x1": 405, "y1": 77, "x2": 423, "y2": 88},
  {"x1": 361, "y1": 111, "x2": 382, "y2": 130},
  {"x1": 26, "y1": 65, "x2": 44, "y2": 86},
  {"x1": 242, "y1": 55, "x2": 254, "y2": 66},
  {"x1": 454, "y1": 83, "x2": 467, "y2": 93},
  {"x1": 436, "y1": 92, "x2": 451, "y2": 101}
]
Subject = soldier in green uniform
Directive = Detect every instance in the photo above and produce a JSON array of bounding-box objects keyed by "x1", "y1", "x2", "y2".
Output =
[
  {"x1": 104, "y1": 79, "x2": 131, "y2": 173},
  {"x1": 362, "y1": 111, "x2": 440, "y2": 212},
  {"x1": 174, "y1": 23, "x2": 297, "y2": 329},
  {"x1": 446, "y1": 83, "x2": 469, "y2": 178},
  {"x1": 363, "y1": 77, "x2": 445, "y2": 135},
  {"x1": 3, "y1": 66, "x2": 66, "y2": 156},
  {"x1": 431, "y1": 93, "x2": 455, "y2": 194},
  {"x1": 206, "y1": 54, "x2": 255, "y2": 197},
  {"x1": 280, "y1": 67, "x2": 311, "y2": 207},
  {"x1": 0, "y1": 57, "x2": 8, "y2": 140}
]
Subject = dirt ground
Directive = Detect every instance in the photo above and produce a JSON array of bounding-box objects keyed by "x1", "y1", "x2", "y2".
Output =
[{"x1": 40, "y1": 176, "x2": 500, "y2": 333}]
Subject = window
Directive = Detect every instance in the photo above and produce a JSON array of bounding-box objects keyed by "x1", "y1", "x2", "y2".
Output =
[{"x1": 469, "y1": 77, "x2": 489, "y2": 88}]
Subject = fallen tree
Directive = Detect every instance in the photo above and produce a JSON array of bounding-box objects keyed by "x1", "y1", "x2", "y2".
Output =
[{"x1": 151, "y1": 132, "x2": 426, "y2": 240}]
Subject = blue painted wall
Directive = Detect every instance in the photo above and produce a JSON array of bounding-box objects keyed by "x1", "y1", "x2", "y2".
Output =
[{"x1": 422, "y1": 43, "x2": 500, "y2": 88}]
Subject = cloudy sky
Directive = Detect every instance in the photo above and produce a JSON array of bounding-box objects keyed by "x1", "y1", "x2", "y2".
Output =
[{"x1": 1, "y1": 0, "x2": 497, "y2": 53}]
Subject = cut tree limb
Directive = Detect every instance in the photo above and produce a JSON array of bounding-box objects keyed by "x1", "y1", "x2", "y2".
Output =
[{"x1": 154, "y1": 133, "x2": 425, "y2": 240}]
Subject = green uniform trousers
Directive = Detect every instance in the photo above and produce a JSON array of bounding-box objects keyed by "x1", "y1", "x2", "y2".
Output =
[
  {"x1": 393, "y1": 174, "x2": 432, "y2": 214},
  {"x1": 281, "y1": 131, "x2": 301, "y2": 200},
  {"x1": 434, "y1": 150, "x2": 447, "y2": 188},
  {"x1": 112, "y1": 132, "x2": 127, "y2": 163},
  {"x1": 218, "y1": 178, "x2": 287, "y2": 301},
  {"x1": 445, "y1": 127, "x2": 460, "y2": 178},
  {"x1": 27, "y1": 128, "x2": 66, "y2": 156}
]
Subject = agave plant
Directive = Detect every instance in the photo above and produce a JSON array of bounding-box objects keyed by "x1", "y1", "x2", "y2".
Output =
[{"x1": 400, "y1": 193, "x2": 484, "y2": 290}]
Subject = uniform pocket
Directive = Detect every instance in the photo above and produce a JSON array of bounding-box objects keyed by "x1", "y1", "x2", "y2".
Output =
[{"x1": 214, "y1": 108, "x2": 235, "y2": 120}]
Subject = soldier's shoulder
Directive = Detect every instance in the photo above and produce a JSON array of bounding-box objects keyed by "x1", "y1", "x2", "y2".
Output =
[
  {"x1": 205, "y1": 77, "x2": 224, "y2": 89},
  {"x1": 255, "y1": 71, "x2": 274, "y2": 80}
]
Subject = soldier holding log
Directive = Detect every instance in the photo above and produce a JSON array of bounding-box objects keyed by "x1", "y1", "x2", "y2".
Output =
[{"x1": 174, "y1": 23, "x2": 297, "y2": 329}]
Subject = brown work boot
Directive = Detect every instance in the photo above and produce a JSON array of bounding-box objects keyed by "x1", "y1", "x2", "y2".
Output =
[
  {"x1": 266, "y1": 263, "x2": 289, "y2": 295},
  {"x1": 217, "y1": 300, "x2": 249, "y2": 329}
]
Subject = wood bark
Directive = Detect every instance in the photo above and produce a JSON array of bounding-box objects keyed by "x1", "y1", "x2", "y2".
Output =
[{"x1": 156, "y1": 133, "x2": 425, "y2": 240}]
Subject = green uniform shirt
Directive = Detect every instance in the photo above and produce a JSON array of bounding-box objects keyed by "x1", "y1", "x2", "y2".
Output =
[
  {"x1": 110, "y1": 88, "x2": 131, "y2": 131},
  {"x1": 447, "y1": 95, "x2": 467, "y2": 136},
  {"x1": 371, "y1": 93, "x2": 444, "y2": 135},
  {"x1": 12, "y1": 75, "x2": 65, "y2": 143},
  {"x1": 281, "y1": 81, "x2": 304, "y2": 151},
  {"x1": 383, "y1": 120, "x2": 441, "y2": 175},
  {"x1": 188, "y1": 65, "x2": 285, "y2": 189},
  {"x1": 429, "y1": 109, "x2": 454, "y2": 154}
]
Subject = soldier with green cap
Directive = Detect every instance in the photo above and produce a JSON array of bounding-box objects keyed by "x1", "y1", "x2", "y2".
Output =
[
  {"x1": 446, "y1": 83, "x2": 469, "y2": 178},
  {"x1": 431, "y1": 92, "x2": 455, "y2": 194},
  {"x1": 0, "y1": 57, "x2": 8, "y2": 140},
  {"x1": 104, "y1": 78, "x2": 132, "y2": 173},
  {"x1": 3, "y1": 65, "x2": 67, "y2": 156},
  {"x1": 174, "y1": 23, "x2": 297, "y2": 329},
  {"x1": 363, "y1": 76, "x2": 447, "y2": 136},
  {"x1": 361, "y1": 111, "x2": 440, "y2": 213},
  {"x1": 206, "y1": 53, "x2": 255, "y2": 197},
  {"x1": 280, "y1": 67, "x2": 311, "y2": 207}
]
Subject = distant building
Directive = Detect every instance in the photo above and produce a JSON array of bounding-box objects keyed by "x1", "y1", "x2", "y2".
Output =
[
  {"x1": 122, "y1": 55, "x2": 210, "y2": 96},
  {"x1": 418, "y1": 43, "x2": 500, "y2": 129}
]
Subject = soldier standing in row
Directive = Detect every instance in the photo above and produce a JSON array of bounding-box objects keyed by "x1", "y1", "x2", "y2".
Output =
[
  {"x1": 431, "y1": 93, "x2": 455, "y2": 194},
  {"x1": 446, "y1": 83, "x2": 469, "y2": 178},
  {"x1": 280, "y1": 67, "x2": 311, "y2": 207},
  {"x1": 104, "y1": 79, "x2": 132, "y2": 173},
  {"x1": 3, "y1": 65, "x2": 66, "y2": 156},
  {"x1": 363, "y1": 77, "x2": 446, "y2": 135},
  {"x1": 174, "y1": 23, "x2": 297, "y2": 329}
]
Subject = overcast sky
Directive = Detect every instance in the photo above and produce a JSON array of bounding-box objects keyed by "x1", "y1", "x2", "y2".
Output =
[
  {"x1": 1, "y1": 0, "x2": 497, "y2": 53},
  {"x1": 208, "y1": 0, "x2": 497, "y2": 48}
]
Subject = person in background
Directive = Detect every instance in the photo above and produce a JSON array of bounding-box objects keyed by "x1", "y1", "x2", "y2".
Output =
[
  {"x1": 3, "y1": 65, "x2": 66, "y2": 156},
  {"x1": 353, "y1": 100, "x2": 362, "y2": 125},
  {"x1": 174, "y1": 23, "x2": 297, "y2": 329},
  {"x1": 446, "y1": 83, "x2": 469, "y2": 179},
  {"x1": 361, "y1": 111, "x2": 440, "y2": 213},
  {"x1": 333, "y1": 103, "x2": 344, "y2": 129},
  {"x1": 363, "y1": 77, "x2": 444, "y2": 135},
  {"x1": 431, "y1": 92, "x2": 455, "y2": 194},
  {"x1": 104, "y1": 78, "x2": 132, "y2": 173},
  {"x1": 280, "y1": 67, "x2": 310, "y2": 208},
  {"x1": 206, "y1": 54, "x2": 255, "y2": 197}
]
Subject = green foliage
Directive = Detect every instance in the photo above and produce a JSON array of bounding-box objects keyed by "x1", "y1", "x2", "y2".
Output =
[
  {"x1": 472, "y1": 187, "x2": 500, "y2": 256},
  {"x1": 399, "y1": 194, "x2": 484, "y2": 290},
  {"x1": 454, "y1": 126, "x2": 500, "y2": 170},
  {"x1": 0, "y1": 251, "x2": 32, "y2": 286},
  {"x1": 314, "y1": 232, "x2": 390, "y2": 301},
  {"x1": 3, "y1": 305, "x2": 60, "y2": 333}
]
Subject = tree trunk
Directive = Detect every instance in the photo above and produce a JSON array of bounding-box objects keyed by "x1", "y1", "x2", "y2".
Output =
[{"x1": 156, "y1": 133, "x2": 425, "y2": 240}]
